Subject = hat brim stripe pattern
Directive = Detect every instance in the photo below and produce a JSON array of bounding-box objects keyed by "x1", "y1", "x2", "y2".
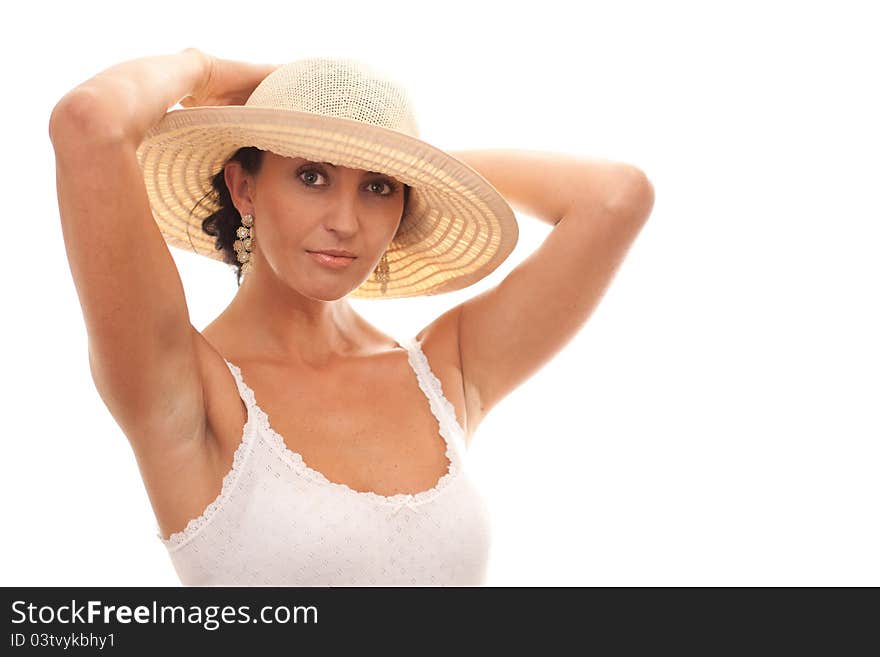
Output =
[{"x1": 137, "y1": 106, "x2": 517, "y2": 298}]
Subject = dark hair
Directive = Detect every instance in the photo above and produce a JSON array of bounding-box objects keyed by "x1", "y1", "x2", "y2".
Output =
[{"x1": 196, "y1": 147, "x2": 411, "y2": 287}]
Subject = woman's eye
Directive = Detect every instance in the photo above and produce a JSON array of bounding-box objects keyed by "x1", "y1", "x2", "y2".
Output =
[
  {"x1": 299, "y1": 169, "x2": 327, "y2": 186},
  {"x1": 367, "y1": 181, "x2": 394, "y2": 195}
]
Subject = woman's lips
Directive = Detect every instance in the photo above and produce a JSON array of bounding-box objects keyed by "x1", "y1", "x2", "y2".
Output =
[{"x1": 307, "y1": 251, "x2": 357, "y2": 269}]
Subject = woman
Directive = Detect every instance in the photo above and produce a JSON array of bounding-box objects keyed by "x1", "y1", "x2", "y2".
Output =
[{"x1": 49, "y1": 49, "x2": 654, "y2": 586}]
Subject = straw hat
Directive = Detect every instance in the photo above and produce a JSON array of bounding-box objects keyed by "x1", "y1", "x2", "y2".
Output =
[{"x1": 135, "y1": 56, "x2": 518, "y2": 298}]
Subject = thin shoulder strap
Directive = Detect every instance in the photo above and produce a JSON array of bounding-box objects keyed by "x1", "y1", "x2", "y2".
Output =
[
  {"x1": 399, "y1": 336, "x2": 467, "y2": 456},
  {"x1": 223, "y1": 359, "x2": 259, "y2": 411},
  {"x1": 221, "y1": 358, "x2": 270, "y2": 441}
]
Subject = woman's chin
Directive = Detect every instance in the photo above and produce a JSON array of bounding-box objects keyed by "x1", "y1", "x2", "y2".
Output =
[{"x1": 297, "y1": 277, "x2": 365, "y2": 302}]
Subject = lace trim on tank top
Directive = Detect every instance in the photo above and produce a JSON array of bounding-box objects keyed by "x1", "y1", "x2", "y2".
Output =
[
  {"x1": 155, "y1": 363, "x2": 264, "y2": 551},
  {"x1": 157, "y1": 335, "x2": 468, "y2": 552},
  {"x1": 399, "y1": 336, "x2": 468, "y2": 455}
]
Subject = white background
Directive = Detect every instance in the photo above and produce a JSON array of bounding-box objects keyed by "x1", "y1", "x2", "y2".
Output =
[{"x1": 2, "y1": 0, "x2": 877, "y2": 586}]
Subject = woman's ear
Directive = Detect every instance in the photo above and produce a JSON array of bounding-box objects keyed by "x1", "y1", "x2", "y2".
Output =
[{"x1": 224, "y1": 161, "x2": 256, "y2": 214}]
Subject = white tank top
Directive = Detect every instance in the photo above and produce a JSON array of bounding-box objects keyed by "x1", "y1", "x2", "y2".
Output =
[{"x1": 155, "y1": 336, "x2": 492, "y2": 586}]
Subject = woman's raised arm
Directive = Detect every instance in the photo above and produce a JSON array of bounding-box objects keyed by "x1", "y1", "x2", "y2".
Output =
[
  {"x1": 50, "y1": 48, "x2": 210, "y2": 151},
  {"x1": 47, "y1": 49, "x2": 214, "y2": 458}
]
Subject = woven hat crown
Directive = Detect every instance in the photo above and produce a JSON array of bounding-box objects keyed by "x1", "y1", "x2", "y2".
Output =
[{"x1": 245, "y1": 58, "x2": 420, "y2": 138}]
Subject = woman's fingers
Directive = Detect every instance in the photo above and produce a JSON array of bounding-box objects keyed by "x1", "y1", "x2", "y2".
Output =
[{"x1": 179, "y1": 55, "x2": 279, "y2": 107}]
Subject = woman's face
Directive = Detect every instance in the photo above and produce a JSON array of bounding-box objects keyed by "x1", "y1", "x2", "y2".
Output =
[{"x1": 226, "y1": 151, "x2": 406, "y2": 298}]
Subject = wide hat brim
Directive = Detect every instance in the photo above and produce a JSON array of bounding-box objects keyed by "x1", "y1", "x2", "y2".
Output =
[{"x1": 135, "y1": 105, "x2": 518, "y2": 298}]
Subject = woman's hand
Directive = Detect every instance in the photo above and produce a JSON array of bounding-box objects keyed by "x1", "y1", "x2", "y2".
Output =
[{"x1": 180, "y1": 48, "x2": 282, "y2": 108}]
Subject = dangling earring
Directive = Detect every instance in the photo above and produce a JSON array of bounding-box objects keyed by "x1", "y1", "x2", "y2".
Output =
[
  {"x1": 234, "y1": 212, "x2": 254, "y2": 276},
  {"x1": 374, "y1": 251, "x2": 389, "y2": 294}
]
